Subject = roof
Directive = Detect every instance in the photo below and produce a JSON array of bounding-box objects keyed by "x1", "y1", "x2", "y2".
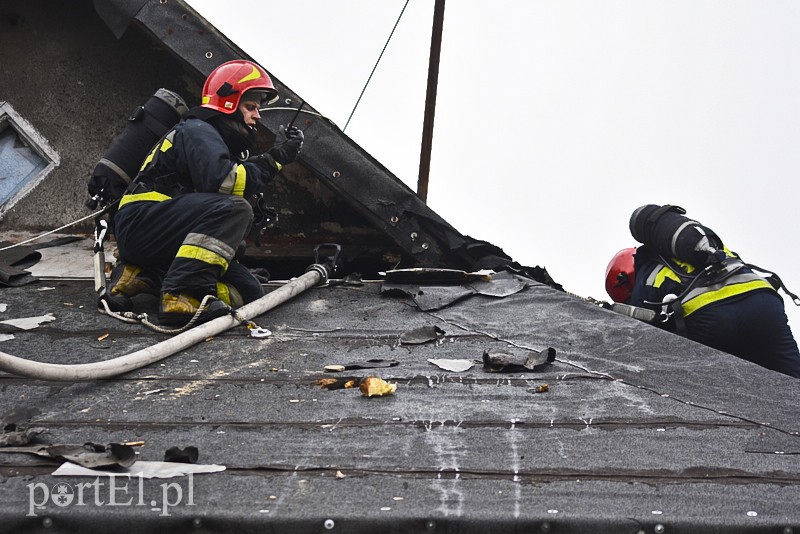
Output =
[{"x1": 0, "y1": 237, "x2": 798, "y2": 531}]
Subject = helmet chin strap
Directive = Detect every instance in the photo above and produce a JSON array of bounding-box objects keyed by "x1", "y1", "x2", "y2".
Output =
[{"x1": 239, "y1": 116, "x2": 262, "y2": 160}]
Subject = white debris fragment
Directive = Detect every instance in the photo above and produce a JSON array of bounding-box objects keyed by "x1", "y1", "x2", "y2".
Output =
[
  {"x1": 249, "y1": 327, "x2": 272, "y2": 338},
  {"x1": 53, "y1": 460, "x2": 226, "y2": 479},
  {"x1": 427, "y1": 359, "x2": 475, "y2": 372},
  {"x1": 0, "y1": 313, "x2": 56, "y2": 330}
]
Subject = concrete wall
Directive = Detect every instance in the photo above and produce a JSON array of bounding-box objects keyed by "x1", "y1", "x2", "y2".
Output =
[{"x1": 0, "y1": 0, "x2": 200, "y2": 232}]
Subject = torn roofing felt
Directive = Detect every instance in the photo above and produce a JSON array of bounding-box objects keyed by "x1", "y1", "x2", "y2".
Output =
[
  {"x1": 91, "y1": 0, "x2": 561, "y2": 289},
  {"x1": 0, "y1": 237, "x2": 83, "y2": 287},
  {"x1": 382, "y1": 269, "x2": 534, "y2": 311}
]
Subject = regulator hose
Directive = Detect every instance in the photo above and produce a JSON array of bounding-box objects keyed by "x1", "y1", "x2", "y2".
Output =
[{"x1": 0, "y1": 266, "x2": 327, "y2": 381}]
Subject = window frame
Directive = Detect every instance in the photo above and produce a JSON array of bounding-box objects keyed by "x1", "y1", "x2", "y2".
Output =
[{"x1": 0, "y1": 101, "x2": 60, "y2": 218}]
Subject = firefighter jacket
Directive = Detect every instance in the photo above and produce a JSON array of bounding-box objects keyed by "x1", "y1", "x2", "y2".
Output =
[
  {"x1": 628, "y1": 245, "x2": 777, "y2": 321},
  {"x1": 118, "y1": 117, "x2": 280, "y2": 208}
]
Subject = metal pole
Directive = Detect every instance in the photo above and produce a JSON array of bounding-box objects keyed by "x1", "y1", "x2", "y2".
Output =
[{"x1": 417, "y1": 0, "x2": 445, "y2": 203}]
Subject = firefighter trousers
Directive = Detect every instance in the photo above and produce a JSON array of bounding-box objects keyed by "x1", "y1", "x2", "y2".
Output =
[
  {"x1": 687, "y1": 290, "x2": 800, "y2": 378},
  {"x1": 113, "y1": 193, "x2": 264, "y2": 304}
]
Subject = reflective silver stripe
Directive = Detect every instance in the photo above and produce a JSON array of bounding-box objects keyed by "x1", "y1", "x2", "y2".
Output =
[
  {"x1": 670, "y1": 221, "x2": 696, "y2": 258},
  {"x1": 217, "y1": 165, "x2": 238, "y2": 195},
  {"x1": 183, "y1": 233, "x2": 236, "y2": 260},
  {"x1": 644, "y1": 264, "x2": 663, "y2": 286},
  {"x1": 681, "y1": 271, "x2": 769, "y2": 303},
  {"x1": 98, "y1": 158, "x2": 133, "y2": 184}
]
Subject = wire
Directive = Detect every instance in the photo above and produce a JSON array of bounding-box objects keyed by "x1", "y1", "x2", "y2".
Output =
[
  {"x1": 0, "y1": 208, "x2": 107, "y2": 252},
  {"x1": 258, "y1": 107, "x2": 326, "y2": 120},
  {"x1": 343, "y1": 0, "x2": 410, "y2": 132}
]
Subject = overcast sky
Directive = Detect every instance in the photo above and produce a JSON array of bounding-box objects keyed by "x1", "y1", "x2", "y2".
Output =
[{"x1": 186, "y1": 0, "x2": 800, "y2": 336}]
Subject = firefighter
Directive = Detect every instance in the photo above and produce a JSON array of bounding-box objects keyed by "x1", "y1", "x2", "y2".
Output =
[
  {"x1": 106, "y1": 60, "x2": 304, "y2": 326},
  {"x1": 606, "y1": 206, "x2": 800, "y2": 378}
]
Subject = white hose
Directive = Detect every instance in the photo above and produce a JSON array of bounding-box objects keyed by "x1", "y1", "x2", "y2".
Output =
[{"x1": 0, "y1": 268, "x2": 324, "y2": 381}]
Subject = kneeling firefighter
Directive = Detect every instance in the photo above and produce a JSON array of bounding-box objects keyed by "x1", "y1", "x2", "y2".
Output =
[
  {"x1": 606, "y1": 204, "x2": 800, "y2": 378},
  {"x1": 106, "y1": 59, "x2": 304, "y2": 327}
]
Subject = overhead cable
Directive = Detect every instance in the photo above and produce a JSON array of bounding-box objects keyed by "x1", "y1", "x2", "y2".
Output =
[{"x1": 343, "y1": 0, "x2": 410, "y2": 132}]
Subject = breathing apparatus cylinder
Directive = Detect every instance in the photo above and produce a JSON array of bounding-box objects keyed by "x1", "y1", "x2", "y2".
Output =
[
  {"x1": 629, "y1": 204, "x2": 724, "y2": 267},
  {"x1": 86, "y1": 88, "x2": 188, "y2": 210}
]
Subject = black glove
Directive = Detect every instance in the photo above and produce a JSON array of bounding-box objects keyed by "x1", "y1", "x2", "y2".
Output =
[
  {"x1": 269, "y1": 125, "x2": 304, "y2": 165},
  {"x1": 248, "y1": 152, "x2": 280, "y2": 174}
]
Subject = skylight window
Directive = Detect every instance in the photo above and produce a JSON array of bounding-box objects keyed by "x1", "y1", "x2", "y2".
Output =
[{"x1": 0, "y1": 102, "x2": 59, "y2": 217}]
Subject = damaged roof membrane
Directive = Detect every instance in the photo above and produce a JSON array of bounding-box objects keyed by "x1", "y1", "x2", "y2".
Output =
[{"x1": 0, "y1": 270, "x2": 799, "y2": 531}]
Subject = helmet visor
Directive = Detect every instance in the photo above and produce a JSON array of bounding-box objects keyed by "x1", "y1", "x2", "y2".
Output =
[{"x1": 242, "y1": 88, "x2": 279, "y2": 108}]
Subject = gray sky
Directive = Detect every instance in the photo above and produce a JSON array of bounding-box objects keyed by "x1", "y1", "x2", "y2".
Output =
[{"x1": 187, "y1": 0, "x2": 800, "y2": 336}]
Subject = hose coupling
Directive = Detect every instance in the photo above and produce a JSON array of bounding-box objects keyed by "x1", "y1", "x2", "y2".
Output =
[{"x1": 304, "y1": 264, "x2": 329, "y2": 286}]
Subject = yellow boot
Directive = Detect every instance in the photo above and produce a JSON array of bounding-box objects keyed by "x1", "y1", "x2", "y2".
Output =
[
  {"x1": 158, "y1": 292, "x2": 230, "y2": 327},
  {"x1": 105, "y1": 262, "x2": 158, "y2": 312},
  {"x1": 215, "y1": 282, "x2": 244, "y2": 308}
]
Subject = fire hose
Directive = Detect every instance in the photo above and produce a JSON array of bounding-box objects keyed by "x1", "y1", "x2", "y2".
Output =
[{"x1": 0, "y1": 245, "x2": 339, "y2": 381}]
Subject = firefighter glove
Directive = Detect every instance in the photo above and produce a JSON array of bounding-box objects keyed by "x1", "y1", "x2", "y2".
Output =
[
  {"x1": 248, "y1": 152, "x2": 280, "y2": 174},
  {"x1": 269, "y1": 125, "x2": 304, "y2": 165}
]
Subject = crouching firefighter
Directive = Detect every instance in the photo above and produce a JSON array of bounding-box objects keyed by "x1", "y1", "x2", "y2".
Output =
[
  {"x1": 605, "y1": 204, "x2": 800, "y2": 378},
  {"x1": 104, "y1": 59, "x2": 304, "y2": 327}
]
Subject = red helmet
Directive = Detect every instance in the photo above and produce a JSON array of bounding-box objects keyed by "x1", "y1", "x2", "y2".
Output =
[
  {"x1": 201, "y1": 60, "x2": 279, "y2": 114},
  {"x1": 605, "y1": 247, "x2": 636, "y2": 303}
]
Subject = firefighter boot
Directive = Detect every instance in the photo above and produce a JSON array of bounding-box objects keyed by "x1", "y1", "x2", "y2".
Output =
[
  {"x1": 158, "y1": 292, "x2": 230, "y2": 327},
  {"x1": 216, "y1": 282, "x2": 244, "y2": 308},
  {"x1": 104, "y1": 262, "x2": 159, "y2": 312}
]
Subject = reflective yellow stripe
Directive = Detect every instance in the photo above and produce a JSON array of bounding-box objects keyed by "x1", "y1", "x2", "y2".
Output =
[
  {"x1": 671, "y1": 258, "x2": 695, "y2": 274},
  {"x1": 652, "y1": 266, "x2": 682, "y2": 288},
  {"x1": 219, "y1": 165, "x2": 248, "y2": 196},
  {"x1": 139, "y1": 136, "x2": 174, "y2": 171},
  {"x1": 216, "y1": 282, "x2": 231, "y2": 306},
  {"x1": 232, "y1": 164, "x2": 246, "y2": 196},
  {"x1": 118, "y1": 191, "x2": 172, "y2": 209},
  {"x1": 140, "y1": 145, "x2": 158, "y2": 171},
  {"x1": 682, "y1": 279, "x2": 774, "y2": 316},
  {"x1": 176, "y1": 245, "x2": 229, "y2": 273}
]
